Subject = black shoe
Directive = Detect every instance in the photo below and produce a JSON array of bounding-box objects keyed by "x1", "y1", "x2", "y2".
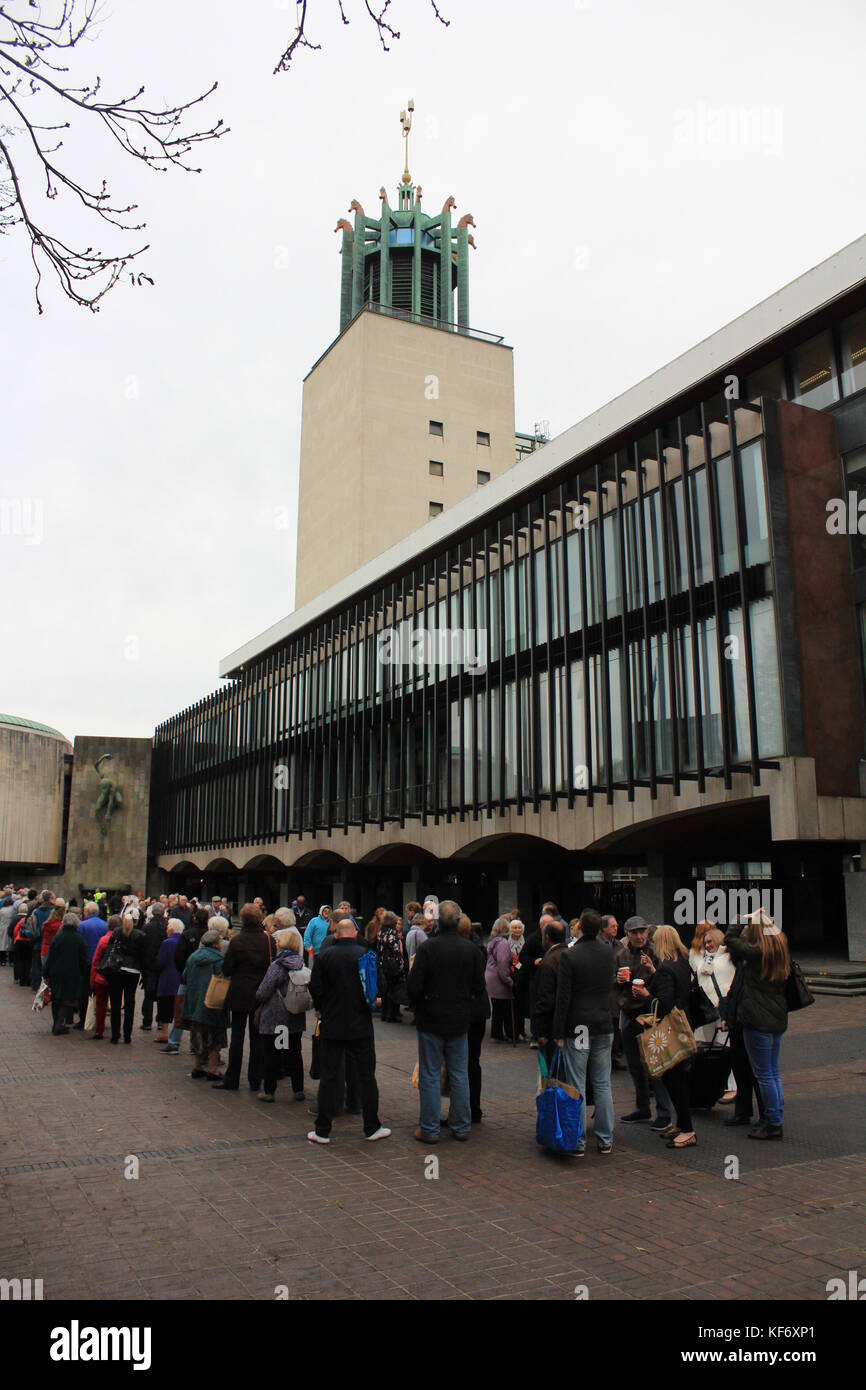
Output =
[
  {"x1": 612, "y1": 1057, "x2": 628, "y2": 1070},
  {"x1": 748, "y1": 1123, "x2": 783, "y2": 1140},
  {"x1": 724, "y1": 1114, "x2": 753, "y2": 1127},
  {"x1": 621, "y1": 1110, "x2": 652, "y2": 1124},
  {"x1": 140, "y1": 1024, "x2": 152, "y2": 1032},
  {"x1": 650, "y1": 1117, "x2": 673, "y2": 1132},
  {"x1": 471, "y1": 1113, "x2": 483, "y2": 1124},
  {"x1": 52, "y1": 1026, "x2": 70, "y2": 1035},
  {"x1": 73, "y1": 1021, "x2": 85, "y2": 1030},
  {"x1": 123, "y1": 1038, "x2": 131, "y2": 1044},
  {"x1": 212, "y1": 1080, "x2": 238, "y2": 1090},
  {"x1": 110, "y1": 1037, "x2": 119, "y2": 1044}
]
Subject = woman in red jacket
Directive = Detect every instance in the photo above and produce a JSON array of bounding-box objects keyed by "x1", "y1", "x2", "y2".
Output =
[
  {"x1": 89, "y1": 915, "x2": 117, "y2": 1040},
  {"x1": 39, "y1": 901, "x2": 66, "y2": 979}
]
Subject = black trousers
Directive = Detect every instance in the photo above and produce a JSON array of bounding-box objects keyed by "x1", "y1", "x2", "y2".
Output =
[
  {"x1": 141, "y1": 974, "x2": 158, "y2": 1027},
  {"x1": 467, "y1": 1018, "x2": 485, "y2": 1121},
  {"x1": 490, "y1": 997, "x2": 515, "y2": 1041},
  {"x1": 108, "y1": 972, "x2": 139, "y2": 1042},
  {"x1": 51, "y1": 1001, "x2": 73, "y2": 1031},
  {"x1": 315, "y1": 1036, "x2": 380, "y2": 1137},
  {"x1": 729, "y1": 1026, "x2": 764, "y2": 1121},
  {"x1": 262, "y1": 1031, "x2": 304, "y2": 1095},
  {"x1": 224, "y1": 1009, "x2": 263, "y2": 1089},
  {"x1": 663, "y1": 1058, "x2": 693, "y2": 1132},
  {"x1": 380, "y1": 975, "x2": 403, "y2": 1021},
  {"x1": 13, "y1": 939, "x2": 32, "y2": 986},
  {"x1": 621, "y1": 1013, "x2": 671, "y2": 1119}
]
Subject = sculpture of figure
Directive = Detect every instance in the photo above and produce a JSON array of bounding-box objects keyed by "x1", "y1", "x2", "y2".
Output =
[
  {"x1": 349, "y1": 199, "x2": 365, "y2": 218},
  {"x1": 441, "y1": 195, "x2": 457, "y2": 214},
  {"x1": 457, "y1": 213, "x2": 476, "y2": 229},
  {"x1": 93, "y1": 753, "x2": 122, "y2": 835},
  {"x1": 334, "y1": 218, "x2": 353, "y2": 235}
]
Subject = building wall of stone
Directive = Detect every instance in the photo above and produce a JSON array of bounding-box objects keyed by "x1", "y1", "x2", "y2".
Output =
[
  {"x1": 0, "y1": 725, "x2": 69, "y2": 867},
  {"x1": 62, "y1": 736, "x2": 152, "y2": 897},
  {"x1": 295, "y1": 312, "x2": 516, "y2": 607}
]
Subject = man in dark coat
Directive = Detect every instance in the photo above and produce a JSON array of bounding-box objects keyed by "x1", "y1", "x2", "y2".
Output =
[
  {"x1": 613, "y1": 917, "x2": 672, "y2": 1131},
  {"x1": 140, "y1": 902, "x2": 167, "y2": 1032},
  {"x1": 406, "y1": 898, "x2": 485, "y2": 1143},
  {"x1": 553, "y1": 909, "x2": 617, "y2": 1155},
  {"x1": 532, "y1": 920, "x2": 567, "y2": 1067},
  {"x1": 308, "y1": 916, "x2": 390, "y2": 1144},
  {"x1": 44, "y1": 913, "x2": 89, "y2": 1034},
  {"x1": 212, "y1": 902, "x2": 271, "y2": 1092}
]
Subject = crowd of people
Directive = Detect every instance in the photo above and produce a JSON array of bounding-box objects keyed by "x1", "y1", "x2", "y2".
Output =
[{"x1": 0, "y1": 882, "x2": 793, "y2": 1151}]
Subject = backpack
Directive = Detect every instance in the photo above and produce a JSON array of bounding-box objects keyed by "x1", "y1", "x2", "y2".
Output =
[
  {"x1": 23, "y1": 910, "x2": 43, "y2": 941},
  {"x1": 282, "y1": 965, "x2": 312, "y2": 1015},
  {"x1": 100, "y1": 934, "x2": 125, "y2": 976},
  {"x1": 358, "y1": 951, "x2": 378, "y2": 1009}
]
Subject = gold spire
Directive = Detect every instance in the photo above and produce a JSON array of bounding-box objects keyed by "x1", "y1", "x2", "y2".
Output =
[{"x1": 399, "y1": 99, "x2": 414, "y2": 186}]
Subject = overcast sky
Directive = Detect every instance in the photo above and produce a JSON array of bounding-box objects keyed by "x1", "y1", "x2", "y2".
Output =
[{"x1": 3, "y1": 0, "x2": 865, "y2": 741}]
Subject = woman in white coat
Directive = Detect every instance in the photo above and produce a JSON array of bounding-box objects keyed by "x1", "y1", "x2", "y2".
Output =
[{"x1": 690, "y1": 926, "x2": 736, "y2": 1101}]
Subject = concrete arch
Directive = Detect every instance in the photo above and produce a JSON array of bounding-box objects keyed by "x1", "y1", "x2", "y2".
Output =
[
  {"x1": 450, "y1": 832, "x2": 570, "y2": 864},
  {"x1": 356, "y1": 842, "x2": 439, "y2": 868},
  {"x1": 243, "y1": 853, "x2": 286, "y2": 873},
  {"x1": 203, "y1": 856, "x2": 240, "y2": 874},
  {"x1": 290, "y1": 849, "x2": 351, "y2": 872},
  {"x1": 167, "y1": 857, "x2": 205, "y2": 875}
]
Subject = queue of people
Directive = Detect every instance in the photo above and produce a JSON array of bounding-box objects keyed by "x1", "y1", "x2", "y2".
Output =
[{"x1": 0, "y1": 880, "x2": 794, "y2": 1151}]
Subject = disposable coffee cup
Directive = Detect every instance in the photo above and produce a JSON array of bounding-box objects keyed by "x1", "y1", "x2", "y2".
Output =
[
  {"x1": 633, "y1": 977, "x2": 645, "y2": 988},
  {"x1": 618, "y1": 967, "x2": 631, "y2": 983}
]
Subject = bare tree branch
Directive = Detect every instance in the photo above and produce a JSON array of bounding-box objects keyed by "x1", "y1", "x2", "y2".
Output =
[
  {"x1": 0, "y1": 0, "x2": 227, "y2": 312},
  {"x1": 275, "y1": 0, "x2": 449, "y2": 75}
]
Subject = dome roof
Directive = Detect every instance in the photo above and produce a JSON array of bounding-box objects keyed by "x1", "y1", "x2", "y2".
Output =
[{"x1": 0, "y1": 712, "x2": 70, "y2": 742}]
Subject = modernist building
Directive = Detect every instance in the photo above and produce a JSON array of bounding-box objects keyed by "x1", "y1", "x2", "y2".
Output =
[
  {"x1": 0, "y1": 713, "x2": 72, "y2": 881},
  {"x1": 149, "y1": 187, "x2": 866, "y2": 956}
]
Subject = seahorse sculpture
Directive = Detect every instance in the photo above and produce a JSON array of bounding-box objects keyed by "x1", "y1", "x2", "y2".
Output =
[
  {"x1": 457, "y1": 213, "x2": 476, "y2": 229},
  {"x1": 467, "y1": 234, "x2": 476, "y2": 250},
  {"x1": 442, "y1": 195, "x2": 457, "y2": 214},
  {"x1": 335, "y1": 218, "x2": 353, "y2": 235},
  {"x1": 349, "y1": 199, "x2": 364, "y2": 217}
]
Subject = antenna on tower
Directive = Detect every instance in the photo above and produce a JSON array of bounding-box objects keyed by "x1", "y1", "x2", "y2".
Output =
[{"x1": 400, "y1": 98, "x2": 415, "y2": 186}]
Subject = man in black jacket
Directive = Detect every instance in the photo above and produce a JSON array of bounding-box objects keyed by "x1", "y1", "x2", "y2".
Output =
[
  {"x1": 553, "y1": 909, "x2": 617, "y2": 1155},
  {"x1": 532, "y1": 920, "x2": 566, "y2": 1068},
  {"x1": 406, "y1": 898, "x2": 485, "y2": 1143},
  {"x1": 308, "y1": 917, "x2": 390, "y2": 1144},
  {"x1": 614, "y1": 917, "x2": 672, "y2": 1130}
]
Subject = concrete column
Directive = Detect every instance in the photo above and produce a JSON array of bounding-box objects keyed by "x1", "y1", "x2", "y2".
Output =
[
  {"x1": 635, "y1": 877, "x2": 665, "y2": 926},
  {"x1": 499, "y1": 879, "x2": 518, "y2": 918},
  {"x1": 402, "y1": 879, "x2": 420, "y2": 917},
  {"x1": 331, "y1": 880, "x2": 346, "y2": 906},
  {"x1": 844, "y1": 866, "x2": 866, "y2": 962}
]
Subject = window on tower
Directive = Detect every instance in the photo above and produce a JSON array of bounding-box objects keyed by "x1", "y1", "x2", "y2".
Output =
[
  {"x1": 477, "y1": 470, "x2": 490, "y2": 486},
  {"x1": 477, "y1": 430, "x2": 491, "y2": 447},
  {"x1": 429, "y1": 420, "x2": 444, "y2": 437},
  {"x1": 429, "y1": 501, "x2": 444, "y2": 518},
  {"x1": 429, "y1": 460, "x2": 444, "y2": 477}
]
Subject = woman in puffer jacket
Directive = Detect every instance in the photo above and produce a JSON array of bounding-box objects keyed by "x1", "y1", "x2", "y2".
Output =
[{"x1": 255, "y1": 927, "x2": 309, "y2": 1103}]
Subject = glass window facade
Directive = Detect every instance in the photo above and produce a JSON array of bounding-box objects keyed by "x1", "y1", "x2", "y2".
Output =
[{"x1": 154, "y1": 361, "x2": 813, "y2": 851}]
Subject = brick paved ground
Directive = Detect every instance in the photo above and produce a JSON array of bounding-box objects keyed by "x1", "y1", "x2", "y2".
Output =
[{"x1": 1, "y1": 967, "x2": 864, "y2": 1302}]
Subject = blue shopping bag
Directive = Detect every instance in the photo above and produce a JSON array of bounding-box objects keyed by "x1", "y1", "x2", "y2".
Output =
[{"x1": 535, "y1": 1047, "x2": 583, "y2": 1154}]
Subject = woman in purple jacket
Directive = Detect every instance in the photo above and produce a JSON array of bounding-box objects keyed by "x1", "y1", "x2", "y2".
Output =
[{"x1": 485, "y1": 917, "x2": 515, "y2": 1042}]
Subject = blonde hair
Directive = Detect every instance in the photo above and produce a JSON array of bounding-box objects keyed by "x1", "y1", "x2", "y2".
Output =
[
  {"x1": 691, "y1": 920, "x2": 714, "y2": 952},
  {"x1": 275, "y1": 927, "x2": 303, "y2": 954},
  {"x1": 702, "y1": 928, "x2": 725, "y2": 951},
  {"x1": 652, "y1": 925, "x2": 688, "y2": 962},
  {"x1": 742, "y1": 910, "x2": 790, "y2": 983}
]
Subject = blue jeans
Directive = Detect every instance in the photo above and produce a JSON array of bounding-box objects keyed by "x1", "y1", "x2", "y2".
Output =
[
  {"x1": 742, "y1": 1028, "x2": 783, "y2": 1127},
  {"x1": 417, "y1": 1031, "x2": 471, "y2": 1138},
  {"x1": 166, "y1": 983, "x2": 186, "y2": 1047},
  {"x1": 561, "y1": 1032, "x2": 614, "y2": 1149}
]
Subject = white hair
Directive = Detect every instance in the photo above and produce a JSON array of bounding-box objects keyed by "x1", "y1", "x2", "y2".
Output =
[{"x1": 166, "y1": 918, "x2": 184, "y2": 936}]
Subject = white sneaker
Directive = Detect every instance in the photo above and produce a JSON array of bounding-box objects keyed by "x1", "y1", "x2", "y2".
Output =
[
  {"x1": 307, "y1": 1130, "x2": 330, "y2": 1144},
  {"x1": 365, "y1": 1126, "x2": 391, "y2": 1142}
]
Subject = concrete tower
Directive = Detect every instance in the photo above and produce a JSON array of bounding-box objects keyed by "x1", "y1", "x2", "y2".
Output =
[{"x1": 294, "y1": 102, "x2": 517, "y2": 610}]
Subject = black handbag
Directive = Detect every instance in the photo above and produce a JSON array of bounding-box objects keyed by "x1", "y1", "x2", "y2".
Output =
[
  {"x1": 785, "y1": 958, "x2": 815, "y2": 1012},
  {"x1": 688, "y1": 969, "x2": 720, "y2": 1028},
  {"x1": 100, "y1": 936, "x2": 124, "y2": 976}
]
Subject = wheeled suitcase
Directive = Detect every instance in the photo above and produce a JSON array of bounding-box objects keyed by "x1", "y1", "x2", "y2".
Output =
[{"x1": 688, "y1": 1029, "x2": 730, "y2": 1109}]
